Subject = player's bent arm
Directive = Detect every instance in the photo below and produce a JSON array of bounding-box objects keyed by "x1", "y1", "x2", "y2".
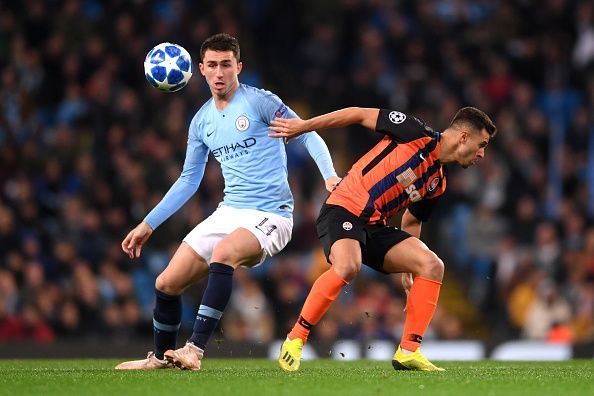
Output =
[
  {"x1": 269, "y1": 107, "x2": 380, "y2": 139},
  {"x1": 281, "y1": 105, "x2": 338, "y2": 182},
  {"x1": 400, "y1": 208, "x2": 422, "y2": 239},
  {"x1": 294, "y1": 132, "x2": 337, "y2": 180},
  {"x1": 302, "y1": 107, "x2": 380, "y2": 132}
]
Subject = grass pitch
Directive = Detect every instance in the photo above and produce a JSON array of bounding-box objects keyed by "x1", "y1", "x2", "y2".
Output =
[{"x1": 0, "y1": 359, "x2": 592, "y2": 396}]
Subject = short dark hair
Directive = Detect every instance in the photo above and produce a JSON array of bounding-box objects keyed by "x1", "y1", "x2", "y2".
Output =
[
  {"x1": 200, "y1": 33, "x2": 240, "y2": 62},
  {"x1": 449, "y1": 107, "x2": 497, "y2": 137}
]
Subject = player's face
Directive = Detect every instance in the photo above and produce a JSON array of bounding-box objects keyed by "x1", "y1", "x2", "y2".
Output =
[
  {"x1": 199, "y1": 50, "x2": 242, "y2": 98},
  {"x1": 457, "y1": 128, "x2": 490, "y2": 169}
]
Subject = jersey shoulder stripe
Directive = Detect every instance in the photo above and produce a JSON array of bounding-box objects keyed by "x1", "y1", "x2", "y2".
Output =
[{"x1": 362, "y1": 140, "x2": 398, "y2": 176}]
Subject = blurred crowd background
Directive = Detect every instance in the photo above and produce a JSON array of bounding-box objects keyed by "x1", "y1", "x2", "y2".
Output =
[{"x1": 1, "y1": 0, "x2": 593, "y2": 349}]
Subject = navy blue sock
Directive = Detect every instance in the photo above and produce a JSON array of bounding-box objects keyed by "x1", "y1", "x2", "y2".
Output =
[
  {"x1": 188, "y1": 262, "x2": 234, "y2": 350},
  {"x1": 153, "y1": 288, "x2": 181, "y2": 359}
]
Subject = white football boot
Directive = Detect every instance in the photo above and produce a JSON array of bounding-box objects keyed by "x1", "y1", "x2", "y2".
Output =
[
  {"x1": 115, "y1": 351, "x2": 172, "y2": 370},
  {"x1": 164, "y1": 342, "x2": 204, "y2": 371}
]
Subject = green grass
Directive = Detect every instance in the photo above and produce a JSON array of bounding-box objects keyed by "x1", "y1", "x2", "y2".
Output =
[{"x1": 0, "y1": 359, "x2": 592, "y2": 396}]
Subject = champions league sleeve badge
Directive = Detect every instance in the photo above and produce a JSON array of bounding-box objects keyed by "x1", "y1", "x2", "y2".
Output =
[{"x1": 388, "y1": 111, "x2": 406, "y2": 124}]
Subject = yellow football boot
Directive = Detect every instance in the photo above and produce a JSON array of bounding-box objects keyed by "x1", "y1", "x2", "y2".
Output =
[
  {"x1": 392, "y1": 345, "x2": 445, "y2": 371},
  {"x1": 278, "y1": 337, "x2": 303, "y2": 372}
]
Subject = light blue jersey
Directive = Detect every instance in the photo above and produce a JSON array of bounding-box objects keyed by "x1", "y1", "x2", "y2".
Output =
[{"x1": 144, "y1": 84, "x2": 336, "y2": 229}]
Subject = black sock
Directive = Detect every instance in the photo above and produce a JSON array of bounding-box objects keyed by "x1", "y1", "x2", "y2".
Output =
[
  {"x1": 153, "y1": 288, "x2": 181, "y2": 359},
  {"x1": 188, "y1": 262, "x2": 234, "y2": 350}
]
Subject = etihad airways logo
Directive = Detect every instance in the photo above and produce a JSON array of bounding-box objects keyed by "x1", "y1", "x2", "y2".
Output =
[{"x1": 212, "y1": 138, "x2": 256, "y2": 161}]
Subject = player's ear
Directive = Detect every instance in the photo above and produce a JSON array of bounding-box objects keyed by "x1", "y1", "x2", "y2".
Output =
[
  {"x1": 459, "y1": 130, "x2": 468, "y2": 144},
  {"x1": 236, "y1": 61, "x2": 243, "y2": 75},
  {"x1": 199, "y1": 62, "x2": 206, "y2": 76}
]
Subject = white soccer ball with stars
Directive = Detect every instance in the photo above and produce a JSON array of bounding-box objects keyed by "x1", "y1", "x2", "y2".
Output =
[{"x1": 144, "y1": 43, "x2": 193, "y2": 92}]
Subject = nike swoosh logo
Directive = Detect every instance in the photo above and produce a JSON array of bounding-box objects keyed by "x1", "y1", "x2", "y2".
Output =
[
  {"x1": 206, "y1": 130, "x2": 215, "y2": 137},
  {"x1": 419, "y1": 153, "x2": 425, "y2": 160}
]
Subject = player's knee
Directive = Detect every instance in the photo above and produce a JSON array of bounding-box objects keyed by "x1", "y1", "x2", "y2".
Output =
[
  {"x1": 331, "y1": 259, "x2": 361, "y2": 281},
  {"x1": 155, "y1": 273, "x2": 182, "y2": 295},
  {"x1": 211, "y1": 245, "x2": 240, "y2": 267},
  {"x1": 212, "y1": 236, "x2": 263, "y2": 268},
  {"x1": 416, "y1": 252, "x2": 444, "y2": 281},
  {"x1": 211, "y1": 245, "x2": 251, "y2": 268}
]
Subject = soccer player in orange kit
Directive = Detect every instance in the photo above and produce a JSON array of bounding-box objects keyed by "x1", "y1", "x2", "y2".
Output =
[{"x1": 268, "y1": 106, "x2": 496, "y2": 372}]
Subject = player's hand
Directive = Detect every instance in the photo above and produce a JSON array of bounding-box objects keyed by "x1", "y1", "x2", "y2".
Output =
[
  {"x1": 268, "y1": 117, "x2": 308, "y2": 142},
  {"x1": 121, "y1": 221, "x2": 153, "y2": 259},
  {"x1": 402, "y1": 272, "x2": 414, "y2": 296},
  {"x1": 325, "y1": 176, "x2": 342, "y2": 192}
]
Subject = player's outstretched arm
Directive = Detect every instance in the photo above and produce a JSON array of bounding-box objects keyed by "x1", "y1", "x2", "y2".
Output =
[
  {"x1": 268, "y1": 107, "x2": 380, "y2": 140},
  {"x1": 122, "y1": 221, "x2": 153, "y2": 259}
]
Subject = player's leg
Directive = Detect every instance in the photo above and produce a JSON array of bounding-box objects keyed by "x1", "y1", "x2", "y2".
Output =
[
  {"x1": 166, "y1": 207, "x2": 293, "y2": 370},
  {"x1": 165, "y1": 228, "x2": 263, "y2": 370},
  {"x1": 115, "y1": 243, "x2": 209, "y2": 370},
  {"x1": 279, "y1": 238, "x2": 357, "y2": 372},
  {"x1": 153, "y1": 243, "x2": 209, "y2": 357},
  {"x1": 381, "y1": 236, "x2": 445, "y2": 371},
  {"x1": 279, "y1": 204, "x2": 363, "y2": 372},
  {"x1": 289, "y1": 238, "x2": 359, "y2": 343}
]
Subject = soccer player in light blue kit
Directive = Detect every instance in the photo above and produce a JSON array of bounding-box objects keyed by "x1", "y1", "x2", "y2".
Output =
[{"x1": 115, "y1": 33, "x2": 339, "y2": 370}]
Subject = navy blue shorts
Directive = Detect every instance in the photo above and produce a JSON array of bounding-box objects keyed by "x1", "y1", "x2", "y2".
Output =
[{"x1": 315, "y1": 204, "x2": 412, "y2": 274}]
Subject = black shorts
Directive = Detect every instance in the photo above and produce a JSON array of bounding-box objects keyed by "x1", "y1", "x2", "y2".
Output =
[{"x1": 315, "y1": 204, "x2": 412, "y2": 274}]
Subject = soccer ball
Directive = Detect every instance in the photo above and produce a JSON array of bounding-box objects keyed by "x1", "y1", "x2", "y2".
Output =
[{"x1": 144, "y1": 43, "x2": 193, "y2": 92}]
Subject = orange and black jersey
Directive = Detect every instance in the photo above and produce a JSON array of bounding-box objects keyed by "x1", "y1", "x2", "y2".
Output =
[{"x1": 327, "y1": 109, "x2": 446, "y2": 224}]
